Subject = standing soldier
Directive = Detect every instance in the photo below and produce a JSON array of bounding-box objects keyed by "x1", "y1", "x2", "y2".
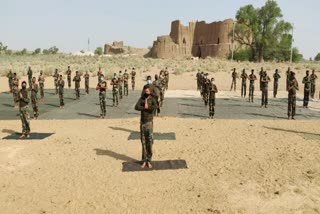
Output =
[
  {"x1": 30, "y1": 77, "x2": 39, "y2": 119},
  {"x1": 118, "y1": 71, "x2": 123, "y2": 99},
  {"x1": 12, "y1": 73, "x2": 19, "y2": 108},
  {"x1": 288, "y1": 72, "x2": 299, "y2": 120},
  {"x1": 302, "y1": 70, "x2": 311, "y2": 108},
  {"x1": 259, "y1": 67, "x2": 264, "y2": 91},
  {"x1": 110, "y1": 74, "x2": 119, "y2": 106},
  {"x1": 261, "y1": 71, "x2": 271, "y2": 108},
  {"x1": 208, "y1": 78, "x2": 218, "y2": 119},
  {"x1": 153, "y1": 74, "x2": 162, "y2": 116},
  {"x1": 27, "y1": 66, "x2": 33, "y2": 89},
  {"x1": 202, "y1": 73, "x2": 210, "y2": 106},
  {"x1": 7, "y1": 70, "x2": 13, "y2": 92},
  {"x1": 196, "y1": 70, "x2": 201, "y2": 90},
  {"x1": 248, "y1": 69, "x2": 257, "y2": 103},
  {"x1": 83, "y1": 71, "x2": 90, "y2": 95},
  {"x1": 273, "y1": 69, "x2": 281, "y2": 98},
  {"x1": 18, "y1": 81, "x2": 30, "y2": 138},
  {"x1": 53, "y1": 69, "x2": 59, "y2": 95},
  {"x1": 134, "y1": 84, "x2": 158, "y2": 169},
  {"x1": 164, "y1": 67, "x2": 169, "y2": 90},
  {"x1": 286, "y1": 67, "x2": 291, "y2": 92},
  {"x1": 310, "y1": 69, "x2": 318, "y2": 99},
  {"x1": 123, "y1": 69, "x2": 129, "y2": 96},
  {"x1": 96, "y1": 76, "x2": 107, "y2": 118},
  {"x1": 230, "y1": 68, "x2": 237, "y2": 91},
  {"x1": 66, "y1": 66, "x2": 72, "y2": 88},
  {"x1": 38, "y1": 71, "x2": 45, "y2": 100},
  {"x1": 97, "y1": 67, "x2": 103, "y2": 84},
  {"x1": 130, "y1": 68, "x2": 136, "y2": 90},
  {"x1": 58, "y1": 75, "x2": 65, "y2": 108},
  {"x1": 73, "y1": 71, "x2": 81, "y2": 99},
  {"x1": 240, "y1": 69, "x2": 248, "y2": 98}
]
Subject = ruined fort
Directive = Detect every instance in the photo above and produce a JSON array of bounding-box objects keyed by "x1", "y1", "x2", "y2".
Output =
[{"x1": 150, "y1": 19, "x2": 235, "y2": 59}]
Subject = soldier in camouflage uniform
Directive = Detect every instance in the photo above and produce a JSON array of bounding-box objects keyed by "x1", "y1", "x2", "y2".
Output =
[
  {"x1": 73, "y1": 71, "x2": 81, "y2": 99},
  {"x1": 196, "y1": 70, "x2": 201, "y2": 91},
  {"x1": 118, "y1": 70, "x2": 123, "y2": 99},
  {"x1": 38, "y1": 71, "x2": 45, "y2": 100},
  {"x1": 230, "y1": 68, "x2": 237, "y2": 91},
  {"x1": 259, "y1": 67, "x2": 264, "y2": 91},
  {"x1": 273, "y1": 69, "x2": 281, "y2": 98},
  {"x1": 12, "y1": 73, "x2": 19, "y2": 108},
  {"x1": 202, "y1": 73, "x2": 210, "y2": 106},
  {"x1": 286, "y1": 67, "x2": 291, "y2": 92},
  {"x1": 240, "y1": 69, "x2": 248, "y2": 97},
  {"x1": 164, "y1": 68, "x2": 169, "y2": 90},
  {"x1": 53, "y1": 69, "x2": 59, "y2": 95},
  {"x1": 302, "y1": 70, "x2": 311, "y2": 108},
  {"x1": 261, "y1": 71, "x2": 271, "y2": 108},
  {"x1": 27, "y1": 66, "x2": 33, "y2": 89},
  {"x1": 58, "y1": 75, "x2": 65, "y2": 108},
  {"x1": 153, "y1": 74, "x2": 162, "y2": 116},
  {"x1": 248, "y1": 69, "x2": 257, "y2": 102},
  {"x1": 7, "y1": 70, "x2": 13, "y2": 93},
  {"x1": 130, "y1": 68, "x2": 136, "y2": 90},
  {"x1": 208, "y1": 78, "x2": 218, "y2": 119},
  {"x1": 97, "y1": 67, "x2": 103, "y2": 84},
  {"x1": 135, "y1": 84, "x2": 158, "y2": 169},
  {"x1": 158, "y1": 71, "x2": 166, "y2": 107},
  {"x1": 110, "y1": 75, "x2": 119, "y2": 106},
  {"x1": 18, "y1": 81, "x2": 30, "y2": 138},
  {"x1": 83, "y1": 71, "x2": 90, "y2": 95},
  {"x1": 96, "y1": 76, "x2": 107, "y2": 118},
  {"x1": 30, "y1": 77, "x2": 39, "y2": 119},
  {"x1": 66, "y1": 66, "x2": 72, "y2": 88},
  {"x1": 288, "y1": 72, "x2": 299, "y2": 120},
  {"x1": 123, "y1": 69, "x2": 129, "y2": 96},
  {"x1": 310, "y1": 69, "x2": 318, "y2": 99}
]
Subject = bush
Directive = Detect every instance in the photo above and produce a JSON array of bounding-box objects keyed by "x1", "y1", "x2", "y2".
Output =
[
  {"x1": 232, "y1": 49, "x2": 253, "y2": 61},
  {"x1": 95, "y1": 47, "x2": 103, "y2": 56}
]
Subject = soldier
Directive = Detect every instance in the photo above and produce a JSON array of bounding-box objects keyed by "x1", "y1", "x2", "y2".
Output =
[
  {"x1": 273, "y1": 69, "x2": 281, "y2": 98},
  {"x1": 83, "y1": 71, "x2": 90, "y2": 95},
  {"x1": 135, "y1": 84, "x2": 158, "y2": 169},
  {"x1": 30, "y1": 77, "x2": 39, "y2": 119},
  {"x1": 286, "y1": 67, "x2": 291, "y2": 91},
  {"x1": 302, "y1": 70, "x2": 311, "y2": 108},
  {"x1": 259, "y1": 67, "x2": 264, "y2": 91},
  {"x1": 123, "y1": 69, "x2": 129, "y2": 96},
  {"x1": 7, "y1": 70, "x2": 13, "y2": 92},
  {"x1": 12, "y1": 73, "x2": 19, "y2": 108},
  {"x1": 261, "y1": 71, "x2": 271, "y2": 108},
  {"x1": 208, "y1": 78, "x2": 218, "y2": 119},
  {"x1": 130, "y1": 67, "x2": 136, "y2": 90},
  {"x1": 240, "y1": 69, "x2": 248, "y2": 97},
  {"x1": 96, "y1": 76, "x2": 108, "y2": 119},
  {"x1": 199, "y1": 72, "x2": 205, "y2": 96},
  {"x1": 153, "y1": 74, "x2": 162, "y2": 116},
  {"x1": 202, "y1": 73, "x2": 210, "y2": 106},
  {"x1": 230, "y1": 68, "x2": 237, "y2": 91},
  {"x1": 18, "y1": 81, "x2": 30, "y2": 138},
  {"x1": 288, "y1": 72, "x2": 299, "y2": 120},
  {"x1": 310, "y1": 69, "x2": 318, "y2": 99},
  {"x1": 53, "y1": 69, "x2": 59, "y2": 95},
  {"x1": 38, "y1": 71, "x2": 45, "y2": 100},
  {"x1": 27, "y1": 66, "x2": 33, "y2": 89},
  {"x1": 58, "y1": 75, "x2": 65, "y2": 108},
  {"x1": 164, "y1": 67, "x2": 169, "y2": 90},
  {"x1": 118, "y1": 70, "x2": 123, "y2": 99},
  {"x1": 97, "y1": 67, "x2": 103, "y2": 84},
  {"x1": 248, "y1": 69, "x2": 257, "y2": 103},
  {"x1": 110, "y1": 74, "x2": 119, "y2": 106},
  {"x1": 196, "y1": 70, "x2": 201, "y2": 90},
  {"x1": 73, "y1": 71, "x2": 81, "y2": 99},
  {"x1": 158, "y1": 71, "x2": 166, "y2": 107},
  {"x1": 66, "y1": 66, "x2": 72, "y2": 88}
]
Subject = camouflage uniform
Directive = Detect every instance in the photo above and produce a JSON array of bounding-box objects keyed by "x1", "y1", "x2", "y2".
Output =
[
  {"x1": 230, "y1": 69, "x2": 237, "y2": 91},
  {"x1": 97, "y1": 80, "x2": 107, "y2": 117},
  {"x1": 248, "y1": 72, "x2": 257, "y2": 102},
  {"x1": 123, "y1": 72, "x2": 129, "y2": 96},
  {"x1": 66, "y1": 68, "x2": 72, "y2": 88},
  {"x1": 135, "y1": 95, "x2": 158, "y2": 163},
  {"x1": 7, "y1": 71, "x2": 13, "y2": 92},
  {"x1": 302, "y1": 74, "x2": 311, "y2": 108},
  {"x1": 208, "y1": 81, "x2": 218, "y2": 118},
  {"x1": 259, "y1": 68, "x2": 264, "y2": 91},
  {"x1": 288, "y1": 76, "x2": 299, "y2": 119},
  {"x1": 111, "y1": 77, "x2": 119, "y2": 106},
  {"x1": 83, "y1": 73, "x2": 90, "y2": 94},
  {"x1": 12, "y1": 77, "x2": 19, "y2": 107},
  {"x1": 118, "y1": 73, "x2": 123, "y2": 99},
  {"x1": 158, "y1": 73, "x2": 166, "y2": 107},
  {"x1": 38, "y1": 73, "x2": 45, "y2": 99},
  {"x1": 58, "y1": 79, "x2": 65, "y2": 107},
  {"x1": 31, "y1": 81, "x2": 39, "y2": 118},
  {"x1": 73, "y1": 74, "x2": 81, "y2": 99},
  {"x1": 240, "y1": 70, "x2": 248, "y2": 97},
  {"x1": 261, "y1": 73, "x2": 271, "y2": 107},
  {"x1": 153, "y1": 78, "x2": 162, "y2": 116},
  {"x1": 130, "y1": 69, "x2": 136, "y2": 90},
  {"x1": 27, "y1": 68, "x2": 33, "y2": 89},
  {"x1": 196, "y1": 71, "x2": 201, "y2": 90},
  {"x1": 273, "y1": 71, "x2": 281, "y2": 98},
  {"x1": 310, "y1": 71, "x2": 318, "y2": 99},
  {"x1": 19, "y1": 87, "x2": 30, "y2": 135},
  {"x1": 286, "y1": 68, "x2": 291, "y2": 91},
  {"x1": 202, "y1": 76, "x2": 210, "y2": 106},
  {"x1": 53, "y1": 71, "x2": 59, "y2": 95},
  {"x1": 164, "y1": 69, "x2": 169, "y2": 90}
]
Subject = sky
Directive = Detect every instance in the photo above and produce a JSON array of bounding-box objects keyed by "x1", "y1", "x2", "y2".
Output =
[{"x1": 1, "y1": 0, "x2": 319, "y2": 59}]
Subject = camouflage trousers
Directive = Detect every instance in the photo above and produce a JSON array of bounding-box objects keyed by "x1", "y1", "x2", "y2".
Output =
[
  {"x1": 230, "y1": 79, "x2": 236, "y2": 91},
  {"x1": 20, "y1": 106, "x2": 30, "y2": 135},
  {"x1": 261, "y1": 87, "x2": 268, "y2": 107},
  {"x1": 54, "y1": 81, "x2": 58, "y2": 94},
  {"x1": 39, "y1": 84, "x2": 44, "y2": 99},
  {"x1": 288, "y1": 94, "x2": 296, "y2": 117},
  {"x1": 209, "y1": 98, "x2": 215, "y2": 117},
  {"x1": 131, "y1": 80, "x2": 135, "y2": 90},
  {"x1": 13, "y1": 89, "x2": 19, "y2": 106},
  {"x1": 241, "y1": 83, "x2": 247, "y2": 97},
  {"x1": 85, "y1": 83, "x2": 89, "y2": 94},
  {"x1": 160, "y1": 90, "x2": 164, "y2": 107},
  {"x1": 124, "y1": 84, "x2": 128, "y2": 96},
  {"x1": 311, "y1": 84, "x2": 316, "y2": 99},
  {"x1": 119, "y1": 85, "x2": 123, "y2": 99},
  {"x1": 8, "y1": 80, "x2": 12, "y2": 92},
  {"x1": 153, "y1": 96, "x2": 160, "y2": 115},
  {"x1": 28, "y1": 78, "x2": 32, "y2": 89},
  {"x1": 67, "y1": 76, "x2": 71, "y2": 88},
  {"x1": 112, "y1": 90, "x2": 119, "y2": 106},
  {"x1": 75, "y1": 87, "x2": 80, "y2": 99},
  {"x1": 249, "y1": 84, "x2": 254, "y2": 102},
  {"x1": 140, "y1": 122, "x2": 153, "y2": 162},
  {"x1": 31, "y1": 95, "x2": 39, "y2": 118},
  {"x1": 59, "y1": 92, "x2": 64, "y2": 106},
  {"x1": 99, "y1": 93, "x2": 106, "y2": 117},
  {"x1": 273, "y1": 82, "x2": 279, "y2": 98},
  {"x1": 303, "y1": 89, "x2": 310, "y2": 107},
  {"x1": 203, "y1": 92, "x2": 208, "y2": 106},
  {"x1": 165, "y1": 80, "x2": 168, "y2": 90}
]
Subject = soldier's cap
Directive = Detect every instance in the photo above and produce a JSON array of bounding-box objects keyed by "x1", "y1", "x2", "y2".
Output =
[{"x1": 22, "y1": 81, "x2": 27, "y2": 85}]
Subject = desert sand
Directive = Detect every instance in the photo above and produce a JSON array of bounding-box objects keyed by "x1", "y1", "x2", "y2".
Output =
[{"x1": 0, "y1": 60, "x2": 320, "y2": 213}]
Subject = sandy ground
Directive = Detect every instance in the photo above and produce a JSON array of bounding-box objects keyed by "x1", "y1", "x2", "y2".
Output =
[{"x1": 1, "y1": 70, "x2": 320, "y2": 213}]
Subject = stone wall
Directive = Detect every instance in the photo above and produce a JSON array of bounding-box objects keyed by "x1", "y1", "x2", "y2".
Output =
[{"x1": 104, "y1": 41, "x2": 125, "y2": 55}]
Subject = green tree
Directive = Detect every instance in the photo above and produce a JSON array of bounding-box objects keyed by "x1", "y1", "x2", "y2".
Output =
[
  {"x1": 315, "y1": 53, "x2": 320, "y2": 61},
  {"x1": 94, "y1": 47, "x2": 103, "y2": 55},
  {"x1": 48, "y1": 46, "x2": 59, "y2": 54},
  {"x1": 235, "y1": 0, "x2": 292, "y2": 62},
  {"x1": 33, "y1": 48, "x2": 41, "y2": 55},
  {"x1": 0, "y1": 42, "x2": 8, "y2": 54}
]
